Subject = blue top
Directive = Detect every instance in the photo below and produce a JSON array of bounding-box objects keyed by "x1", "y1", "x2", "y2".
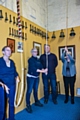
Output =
[
  {"x1": 0, "y1": 57, "x2": 18, "y2": 86},
  {"x1": 27, "y1": 56, "x2": 42, "y2": 77},
  {"x1": 40, "y1": 53, "x2": 58, "y2": 74},
  {"x1": 61, "y1": 52, "x2": 76, "y2": 77}
]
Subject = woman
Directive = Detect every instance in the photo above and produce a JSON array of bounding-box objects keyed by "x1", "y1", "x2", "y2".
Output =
[
  {"x1": 61, "y1": 47, "x2": 76, "y2": 104},
  {"x1": 26, "y1": 48, "x2": 47, "y2": 113},
  {"x1": 0, "y1": 46, "x2": 19, "y2": 120}
]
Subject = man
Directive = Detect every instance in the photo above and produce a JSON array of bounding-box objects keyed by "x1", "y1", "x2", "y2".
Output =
[
  {"x1": 40, "y1": 44, "x2": 58, "y2": 104},
  {"x1": 26, "y1": 48, "x2": 47, "y2": 113}
]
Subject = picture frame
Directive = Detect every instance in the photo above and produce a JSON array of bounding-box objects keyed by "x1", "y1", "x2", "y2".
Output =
[
  {"x1": 17, "y1": 42, "x2": 23, "y2": 52},
  {"x1": 7, "y1": 38, "x2": 15, "y2": 53},
  {"x1": 58, "y1": 45, "x2": 75, "y2": 60},
  {"x1": 33, "y1": 42, "x2": 41, "y2": 58}
]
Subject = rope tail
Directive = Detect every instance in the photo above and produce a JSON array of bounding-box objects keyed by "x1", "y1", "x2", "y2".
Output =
[{"x1": 14, "y1": 0, "x2": 24, "y2": 107}]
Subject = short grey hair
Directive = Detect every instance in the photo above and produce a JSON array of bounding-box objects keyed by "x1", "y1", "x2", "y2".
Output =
[
  {"x1": 44, "y1": 44, "x2": 50, "y2": 47},
  {"x1": 31, "y1": 48, "x2": 37, "y2": 53}
]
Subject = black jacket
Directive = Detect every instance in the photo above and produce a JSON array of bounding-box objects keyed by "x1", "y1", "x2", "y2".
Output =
[
  {"x1": 40, "y1": 53, "x2": 58, "y2": 74},
  {"x1": 27, "y1": 56, "x2": 42, "y2": 77}
]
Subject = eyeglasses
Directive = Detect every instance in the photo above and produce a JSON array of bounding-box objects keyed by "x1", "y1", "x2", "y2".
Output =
[{"x1": 33, "y1": 51, "x2": 37, "y2": 52}]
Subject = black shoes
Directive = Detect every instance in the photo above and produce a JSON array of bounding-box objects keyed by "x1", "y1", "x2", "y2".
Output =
[
  {"x1": 26, "y1": 105, "x2": 32, "y2": 113},
  {"x1": 64, "y1": 99, "x2": 68, "y2": 104},
  {"x1": 35, "y1": 101, "x2": 43, "y2": 107},
  {"x1": 44, "y1": 99, "x2": 48, "y2": 104},
  {"x1": 64, "y1": 98, "x2": 74, "y2": 104},
  {"x1": 71, "y1": 99, "x2": 74, "y2": 104},
  {"x1": 44, "y1": 99, "x2": 58, "y2": 104},
  {"x1": 53, "y1": 99, "x2": 58, "y2": 104},
  {"x1": 26, "y1": 101, "x2": 43, "y2": 113}
]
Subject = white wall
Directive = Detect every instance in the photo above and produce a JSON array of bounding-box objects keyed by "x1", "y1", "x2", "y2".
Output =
[
  {"x1": 0, "y1": 0, "x2": 80, "y2": 31},
  {"x1": 48, "y1": 0, "x2": 80, "y2": 31},
  {"x1": 22, "y1": 0, "x2": 48, "y2": 28},
  {"x1": 0, "y1": 0, "x2": 47, "y2": 29}
]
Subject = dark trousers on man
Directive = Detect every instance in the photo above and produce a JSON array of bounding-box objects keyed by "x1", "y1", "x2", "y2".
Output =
[
  {"x1": 63, "y1": 76, "x2": 76, "y2": 100},
  {"x1": 26, "y1": 77, "x2": 39, "y2": 105},
  {"x1": 42, "y1": 73, "x2": 57, "y2": 101}
]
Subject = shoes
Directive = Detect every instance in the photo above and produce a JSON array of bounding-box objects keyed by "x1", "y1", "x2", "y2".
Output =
[
  {"x1": 64, "y1": 99, "x2": 68, "y2": 104},
  {"x1": 44, "y1": 99, "x2": 48, "y2": 104},
  {"x1": 71, "y1": 99, "x2": 74, "y2": 104},
  {"x1": 53, "y1": 99, "x2": 58, "y2": 104},
  {"x1": 35, "y1": 101, "x2": 43, "y2": 107},
  {"x1": 26, "y1": 105, "x2": 32, "y2": 113}
]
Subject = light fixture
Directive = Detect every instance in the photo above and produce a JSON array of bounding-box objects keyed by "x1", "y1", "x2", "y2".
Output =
[
  {"x1": 70, "y1": 28, "x2": 76, "y2": 36},
  {"x1": 0, "y1": 10, "x2": 3, "y2": 19},
  {"x1": 25, "y1": 33, "x2": 27, "y2": 40},
  {"x1": 30, "y1": 24, "x2": 33, "y2": 32},
  {"x1": 38, "y1": 29, "x2": 40, "y2": 35},
  {"x1": 22, "y1": 21, "x2": 24, "y2": 29},
  {"x1": 13, "y1": 16, "x2": 16, "y2": 24},
  {"x1": 39, "y1": 30, "x2": 42, "y2": 36},
  {"x1": 16, "y1": 18, "x2": 18, "y2": 26},
  {"x1": 12, "y1": 28, "x2": 14, "y2": 36},
  {"x1": 14, "y1": 29, "x2": 18, "y2": 37},
  {"x1": 5, "y1": 12, "x2": 8, "y2": 21},
  {"x1": 31, "y1": 26, "x2": 34, "y2": 32},
  {"x1": 9, "y1": 15, "x2": 12, "y2": 23},
  {"x1": 59, "y1": 29, "x2": 65, "y2": 38},
  {"x1": 16, "y1": 30, "x2": 19, "y2": 37},
  {"x1": 33, "y1": 27, "x2": 36, "y2": 34},
  {"x1": 51, "y1": 31, "x2": 56, "y2": 39},
  {"x1": 36, "y1": 28, "x2": 39, "y2": 35},
  {"x1": 42, "y1": 32, "x2": 46, "y2": 38},
  {"x1": 25, "y1": 22, "x2": 27, "y2": 29},
  {"x1": 22, "y1": 32, "x2": 24, "y2": 39},
  {"x1": 13, "y1": 29, "x2": 16, "y2": 37},
  {"x1": 9, "y1": 27, "x2": 11, "y2": 35}
]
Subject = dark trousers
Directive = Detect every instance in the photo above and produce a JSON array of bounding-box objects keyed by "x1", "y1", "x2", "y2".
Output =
[
  {"x1": 42, "y1": 73, "x2": 57, "y2": 100},
  {"x1": 0, "y1": 87, "x2": 5, "y2": 120},
  {"x1": 8, "y1": 85, "x2": 15, "y2": 120},
  {"x1": 0, "y1": 85, "x2": 15, "y2": 120},
  {"x1": 63, "y1": 76, "x2": 76, "y2": 100},
  {"x1": 26, "y1": 77, "x2": 39, "y2": 105}
]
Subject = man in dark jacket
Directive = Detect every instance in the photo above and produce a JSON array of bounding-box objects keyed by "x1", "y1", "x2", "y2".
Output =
[
  {"x1": 26, "y1": 48, "x2": 47, "y2": 113},
  {"x1": 40, "y1": 44, "x2": 58, "y2": 104}
]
